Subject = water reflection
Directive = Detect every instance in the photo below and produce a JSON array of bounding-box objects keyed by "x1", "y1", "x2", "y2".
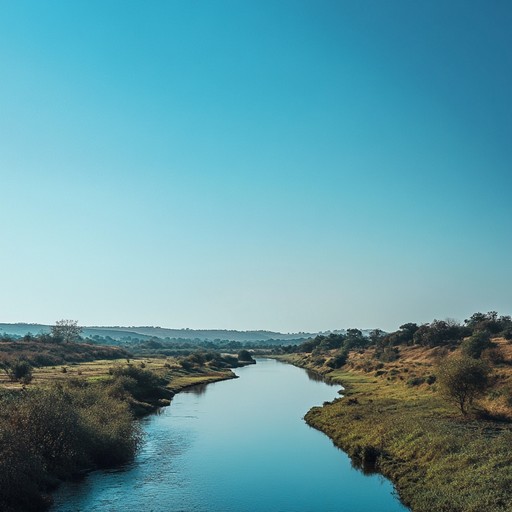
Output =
[
  {"x1": 305, "y1": 368, "x2": 328, "y2": 383},
  {"x1": 183, "y1": 383, "x2": 209, "y2": 396}
]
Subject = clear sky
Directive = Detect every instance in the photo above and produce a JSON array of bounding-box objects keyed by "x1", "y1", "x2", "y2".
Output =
[{"x1": 1, "y1": 1, "x2": 511, "y2": 332}]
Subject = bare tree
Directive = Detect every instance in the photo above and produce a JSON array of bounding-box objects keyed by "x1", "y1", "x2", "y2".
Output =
[{"x1": 51, "y1": 320, "x2": 82, "y2": 343}]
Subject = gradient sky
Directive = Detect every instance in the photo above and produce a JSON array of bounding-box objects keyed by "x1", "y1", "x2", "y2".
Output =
[{"x1": 1, "y1": 1, "x2": 511, "y2": 332}]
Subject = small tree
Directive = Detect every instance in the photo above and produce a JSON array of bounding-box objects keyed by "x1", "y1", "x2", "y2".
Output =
[
  {"x1": 3, "y1": 360, "x2": 33, "y2": 384},
  {"x1": 461, "y1": 330, "x2": 493, "y2": 359},
  {"x1": 238, "y1": 349, "x2": 254, "y2": 362},
  {"x1": 437, "y1": 356, "x2": 490, "y2": 415},
  {"x1": 327, "y1": 348, "x2": 348, "y2": 369},
  {"x1": 51, "y1": 320, "x2": 82, "y2": 343}
]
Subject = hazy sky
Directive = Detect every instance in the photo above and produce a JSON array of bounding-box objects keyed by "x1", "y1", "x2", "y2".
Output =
[{"x1": 1, "y1": 1, "x2": 511, "y2": 332}]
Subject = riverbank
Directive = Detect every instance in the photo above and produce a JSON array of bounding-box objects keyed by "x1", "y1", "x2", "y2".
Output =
[
  {"x1": 0, "y1": 356, "x2": 241, "y2": 512},
  {"x1": 278, "y1": 353, "x2": 512, "y2": 512},
  {"x1": 51, "y1": 357, "x2": 407, "y2": 512}
]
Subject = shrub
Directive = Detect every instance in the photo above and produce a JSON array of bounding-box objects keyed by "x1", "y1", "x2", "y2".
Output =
[
  {"x1": 6, "y1": 360, "x2": 33, "y2": 384},
  {"x1": 407, "y1": 377, "x2": 425, "y2": 387},
  {"x1": 0, "y1": 382, "x2": 143, "y2": 511},
  {"x1": 327, "y1": 349, "x2": 348, "y2": 369},
  {"x1": 110, "y1": 365, "x2": 168, "y2": 403},
  {"x1": 437, "y1": 356, "x2": 491, "y2": 415},
  {"x1": 426, "y1": 375, "x2": 437, "y2": 385},
  {"x1": 237, "y1": 349, "x2": 254, "y2": 362},
  {"x1": 461, "y1": 331, "x2": 494, "y2": 359}
]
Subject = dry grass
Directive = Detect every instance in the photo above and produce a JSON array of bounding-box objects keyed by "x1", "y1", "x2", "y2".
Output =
[
  {"x1": 0, "y1": 356, "x2": 236, "y2": 394},
  {"x1": 279, "y1": 341, "x2": 512, "y2": 512}
]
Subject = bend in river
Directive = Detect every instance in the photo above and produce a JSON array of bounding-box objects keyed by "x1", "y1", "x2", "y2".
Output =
[{"x1": 52, "y1": 358, "x2": 409, "y2": 512}]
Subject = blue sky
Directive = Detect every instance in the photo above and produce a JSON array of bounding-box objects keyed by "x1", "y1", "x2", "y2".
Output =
[{"x1": 1, "y1": 1, "x2": 511, "y2": 332}]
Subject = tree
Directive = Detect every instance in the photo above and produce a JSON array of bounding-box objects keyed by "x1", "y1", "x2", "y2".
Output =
[
  {"x1": 238, "y1": 349, "x2": 254, "y2": 362},
  {"x1": 464, "y1": 311, "x2": 502, "y2": 334},
  {"x1": 461, "y1": 330, "x2": 494, "y2": 359},
  {"x1": 51, "y1": 320, "x2": 82, "y2": 343},
  {"x1": 413, "y1": 319, "x2": 467, "y2": 347},
  {"x1": 327, "y1": 348, "x2": 348, "y2": 369},
  {"x1": 368, "y1": 329, "x2": 386, "y2": 347},
  {"x1": 437, "y1": 356, "x2": 490, "y2": 415},
  {"x1": 345, "y1": 329, "x2": 367, "y2": 349},
  {"x1": 2, "y1": 359, "x2": 33, "y2": 384}
]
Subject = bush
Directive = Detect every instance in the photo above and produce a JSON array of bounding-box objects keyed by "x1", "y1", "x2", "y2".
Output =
[
  {"x1": 437, "y1": 356, "x2": 491, "y2": 415},
  {"x1": 407, "y1": 377, "x2": 425, "y2": 387},
  {"x1": 461, "y1": 331, "x2": 493, "y2": 359},
  {"x1": 503, "y1": 327, "x2": 512, "y2": 341},
  {"x1": 110, "y1": 365, "x2": 168, "y2": 403},
  {"x1": 0, "y1": 382, "x2": 142, "y2": 512},
  {"x1": 237, "y1": 350, "x2": 254, "y2": 362},
  {"x1": 7, "y1": 360, "x2": 33, "y2": 384},
  {"x1": 426, "y1": 375, "x2": 437, "y2": 385}
]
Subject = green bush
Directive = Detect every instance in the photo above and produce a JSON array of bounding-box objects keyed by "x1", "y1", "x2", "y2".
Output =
[
  {"x1": 237, "y1": 349, "x2": 254, "y2": 362},
  {"x1": 407, "y1": 376, "x2": 425, "y2": 387},
  {"x1": 461, "y1": 331, "x2": 493, "y2": 359},
  {"x1": 0, "y1": 382, "x2": 142, "y2": 512},
  {"x1": 326, "y1": 349, "x2": 348, "y2": 369},
  {"x1": 437, "y1": 356, "x2": 491, "y2": 415},
  {"x1": 7, "y1": 360, "x2": 33, "y2": 384}
]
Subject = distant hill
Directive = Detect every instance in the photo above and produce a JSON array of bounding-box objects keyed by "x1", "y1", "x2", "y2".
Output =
[{"x1": 0, "y1": 323, "x2": 317, "y2": 343}]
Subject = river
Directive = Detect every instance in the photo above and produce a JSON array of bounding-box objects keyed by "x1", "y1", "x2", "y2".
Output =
[{"x1": 51, "y1": 358, "x2": 408, "y2": 512}]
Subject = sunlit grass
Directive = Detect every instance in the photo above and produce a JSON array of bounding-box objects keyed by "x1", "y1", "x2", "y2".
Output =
[{"x1": 279, "y1": 353, "x2": 512, "y2": 512}]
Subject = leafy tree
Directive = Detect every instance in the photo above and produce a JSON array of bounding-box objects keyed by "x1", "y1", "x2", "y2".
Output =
[
  {"x1": 320, "y1": 333, "x2": 346, "y2": 350},
  {"x1": 376, "y1": 346, "x2": 400, "y2": 362},
  {"x1": 327, "y1": 349, "x2": 348, "y2": 369},
  {"x1": 413, "y1": 319, "x2": 467, "y2": 347},
  {"x1": 51, "y1": 319, "x2": 82, "y2": 343},
  {"x1": 384, "y1": 323, "x2": 420, "y2": 346},
  {"x1": 368, "y1": 329, "x2": 386, "y2": 347},
  {"x1": 345, "y1": 328, "x2": 367, "y2": 349},
  {"x1": 238, "y1": 349, "x2": 254, "y2": 362},
  {"x1": 397, "y1": 323, "x2": 419, "y2": 344},
  {"x1": 464, "y1": 311, "x2": 508, "y2": 335},
  {"x1": 461, "y1": 330, "x2": 494, "y2": 359},
  {"x1": 437, "y1": 356, "x2": 490, "y2": 415}
]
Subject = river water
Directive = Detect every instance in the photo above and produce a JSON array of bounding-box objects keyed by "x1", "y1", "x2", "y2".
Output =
[{"x1": 52, "y1": 358, "x2": 408, "y2": 512}]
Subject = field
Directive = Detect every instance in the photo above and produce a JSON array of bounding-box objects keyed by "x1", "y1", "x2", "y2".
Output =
[
  {"x1": 0, "y1": 355, "x2": 237, "y2": 394},
  {"x1": 279, "y1": 340, "x2": 512, "y2": 512}
]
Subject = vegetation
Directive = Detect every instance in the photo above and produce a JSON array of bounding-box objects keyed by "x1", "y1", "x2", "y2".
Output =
[
  {"x1": 438, "y1": 356, "x2": 490, "y2": 415},
  {"x1": 0, "y1": 322, "x2": 312, "y2": 347},
  {"x1": 50, "y1": 320, "x2": 83, "y2": 344},
  {"x1": 0, "y1": 379, "x2": 141, "y2": 512},
  {"x1": 0, "y1": 330, "x2": 248, "y2": 512},
  {"x1": 2, "y1": 359, "x2": 34, "y2": 384},
  {"x1": 303, "y1": 370, "x2": 512, "y2": 512},
  {"x1": 0, "y1": 338, "x2": 130, "y2": 368},
  {"x1": 237, "y1": 349, "x2": 256, "y2": 363},
  {"x1": 275, "y1": 311, "x2": 512, "y2": 512}
]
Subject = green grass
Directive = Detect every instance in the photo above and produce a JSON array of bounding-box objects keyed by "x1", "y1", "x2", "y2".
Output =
[{"x1": 280, "y1": 355, "x2": 512, "y2": 512}]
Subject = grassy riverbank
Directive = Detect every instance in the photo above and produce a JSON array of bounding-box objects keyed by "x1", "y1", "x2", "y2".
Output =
[
  {"x1": 279, "y1": 352, "x2": 512, "y2": 512},
  {"x1": 0, "y1": 354, "x2": 239, "y2": 512}
]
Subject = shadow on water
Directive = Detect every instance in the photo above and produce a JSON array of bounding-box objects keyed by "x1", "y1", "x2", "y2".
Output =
[
  {"x1": 305, "y1": 368, "x2": 328, "y2": 383},
  {"x1": 182, "y1": 383, "x2": 209, "y2": 396}
]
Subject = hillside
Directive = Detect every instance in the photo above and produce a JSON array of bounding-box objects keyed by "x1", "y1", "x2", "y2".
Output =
[
  {"x1": 275, "y1": 312, "x2": 512, "y2": 512},
  {"x1": 0, "y1": 339, "x2": 131, "y2": 368},
  {"x1": 0, "y1": 323, "x2": 318, "y2": 343}
]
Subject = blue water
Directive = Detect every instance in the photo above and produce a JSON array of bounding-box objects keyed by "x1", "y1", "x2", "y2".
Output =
[{"x1": 51, "y1": 359, "x2": 408, "y2": 512}]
